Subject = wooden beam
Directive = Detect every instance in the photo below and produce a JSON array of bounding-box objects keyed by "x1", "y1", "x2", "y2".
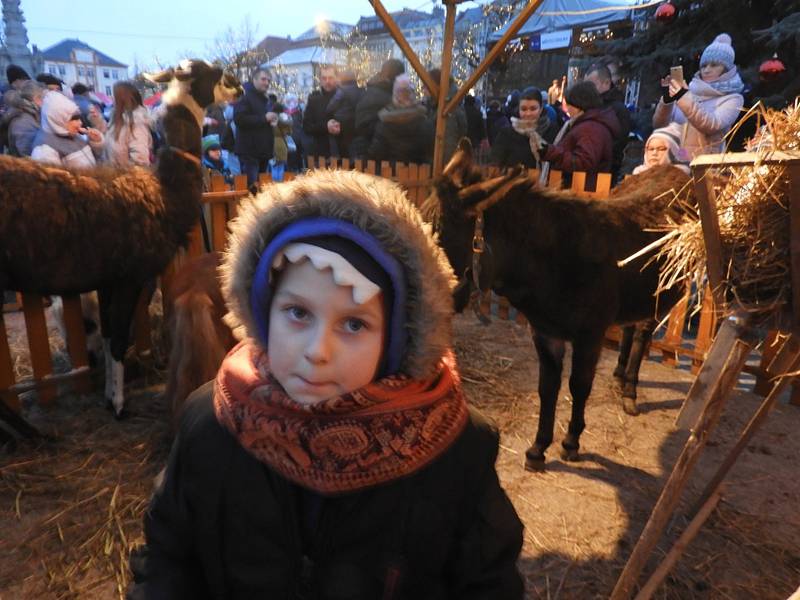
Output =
[
  {"x1": 432, "y1": 1, "x2": 457, "y2": 175},
  {"x1": 443, "y1": 0, "x2": 546, "y2": 117},
  {"x1": 369, "y1": 0, "x2": 439, "y2": 99}
]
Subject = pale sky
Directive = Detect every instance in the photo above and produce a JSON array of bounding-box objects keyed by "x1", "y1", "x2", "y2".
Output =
[{"x1": 19, "y1": 0, "x2": 440, "y2": 72}]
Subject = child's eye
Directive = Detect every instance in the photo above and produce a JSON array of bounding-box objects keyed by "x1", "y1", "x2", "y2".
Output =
[
  {"x1": 285, "y1": 306, "x2": 309, "y2": 322},
  {"x1": 343, "y1": 318, "x2": 367, "y2": 333}
]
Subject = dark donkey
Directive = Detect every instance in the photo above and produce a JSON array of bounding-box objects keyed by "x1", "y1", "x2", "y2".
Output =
[{"x1": 423, "y1": 140, "x2": 691, "y2": 470}]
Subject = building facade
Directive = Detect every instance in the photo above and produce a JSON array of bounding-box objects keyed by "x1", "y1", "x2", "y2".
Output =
[{"x1": 41, "y1": 39, "x2": 127, "y2": 96}]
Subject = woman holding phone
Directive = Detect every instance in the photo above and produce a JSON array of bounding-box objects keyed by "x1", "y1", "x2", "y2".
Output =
[{"x1": 653, "y1": 33, "x2": 744, "y2": 160}]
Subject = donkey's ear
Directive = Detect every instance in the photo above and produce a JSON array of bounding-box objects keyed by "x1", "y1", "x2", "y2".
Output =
[
  {"x1": 442, "y1": 137, "x2": 474, "y2": 187},
  {"x1": 464, "y1": 169, "x2": 533, "y2": 216},
  {"x1": 143, "y1": 68, "x2": 175, "y2": 84}
]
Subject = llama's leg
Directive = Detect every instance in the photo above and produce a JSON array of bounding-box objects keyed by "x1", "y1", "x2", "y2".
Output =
[
  {"x1": 98, "y1": 289, "x2": 114, "y2": 400},
  {"x1": 614, "y1": 325, "x2": 635, "y2": 385},
  {"x1": 525, "y1": 332, "x2": 566, "y2": 471},
  {"x1": 621, "y1": 321, "x2": 655, "y2": 416},
  {"x1": 562, "y1": 336, "x2": 604, "y2": 462},
  {"x1": 107, "y1": 284, "x2": 142, "y2": 418}
]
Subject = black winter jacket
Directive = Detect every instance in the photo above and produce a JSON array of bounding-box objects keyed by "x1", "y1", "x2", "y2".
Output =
[
  {"x1": 303, "y1": 87, "x2": 337, "y2": 158},
  {"x1": 233, "y1": 83, "x2": 274, "y2": 159},
  {"x1": 351, "y1": 78, "x2": 394, "y2": 158},
  {"x1": 600, "y1": 87, "x2": 631, "y2": 180},
  {"x1": 127, "y1": 382, "x2": 524, "y2": 600},
  {"x1": 490, "y1": 114, "x2": 559, "y2": 169},
  {"x1": 369, "y1": 105, "x2": 431, "y2": 165}
]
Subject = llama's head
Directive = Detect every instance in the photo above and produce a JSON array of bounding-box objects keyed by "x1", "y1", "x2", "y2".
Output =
[
  {"x1": 145, "y1": 59, "x2": 243, "y2": 109},
  {"x1": 146, "y1": 60, "x2": 242, "y2": 157},
  {"x1": 422, "y1": 138, "x2": 532, "y2": 312}
]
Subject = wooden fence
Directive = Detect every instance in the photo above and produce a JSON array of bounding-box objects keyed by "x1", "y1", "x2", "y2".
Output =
[{"x1": 2, "y1": 160, "x2": 790, "y2": 412}]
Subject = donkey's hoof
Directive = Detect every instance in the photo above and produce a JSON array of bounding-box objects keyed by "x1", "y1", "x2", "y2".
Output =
[
  {"x1": 105, "y1": 399, "x2": 128, "y2": 420},
  {"x1": 560, "y1": 446, "x2": 581, "y2": 462},
  {"x1": 524, "y1": 446, "x2": 546, "y2": 472},
  {"x1": 622, "y1": 397, "x2": 640, "y2": 416}
]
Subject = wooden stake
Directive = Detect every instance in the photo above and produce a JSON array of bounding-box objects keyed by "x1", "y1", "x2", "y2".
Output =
[
  {"x1": 633, "y1": 487, "x2": 723, "y2": 600},
  {"x1": 432, "y1": 1, "x2": 457, "y2": 176},
  {"x1": 611, "y1": 323, "x2": 752, "y2": 600}
]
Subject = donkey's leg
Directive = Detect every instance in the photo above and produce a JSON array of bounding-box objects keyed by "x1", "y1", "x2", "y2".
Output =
[
  {"x1": 561, "y1": 335, "x2": 604, "y2": 462},
  {"x1": 621, "y1": 320, "x2": 655, "y2": 416},
  {"x1": 107, "y1": 283, "x2": 142, "y2": 419},
  {"x1": 614, "y1": 325, "x2": 635, "y2": 385},
  {"x1": 98, "y1": 289, "x2": 114, "y2": 401},
  {"x1": 525, "y1": 332, "x2": 566, "y2": 471}
]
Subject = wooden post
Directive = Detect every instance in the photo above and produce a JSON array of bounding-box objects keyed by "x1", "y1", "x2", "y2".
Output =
[
  {"x1": 60, "y1": 295, "x2": 92, "y2": 394},
  {"x1": 0, "y1": 313, "x2": 19, "y2": 411},
  {"x1": 633, "y1": 487, "x2": 723, "y2": 600},
  {"x1": 368, "y1": 0, "x2": 439, "y2": 99},
  {"x1": 691, "y1": 286, "x2": 717, "y2": 374},
  {"x1": 22, "y1": 293, "x2": 56, "y2": 404},
  {"x1": 610, "y1": 321, "x2": 752, "y2": 600},
  {"x1": 432, "y1": 0, "x2": 458, "y2": 176},
  {"x1": 787, "y1": 163, "x2": 800, "y2": 331},
  {"x1": 661, "y1": 295, "x2": 689, "y2": 367},
  {"x1": 443, "y1": 0, "x2": 547, "y2": 118},
  {"x1": 692, "y1": 168, "x2": 726, "y2": 312},
  {"x1": 688, "y1": 334, "x2": 800, "y2": 517},
  {"x1": 209, "y1": 175, "x2": 228, "y2": 252}
]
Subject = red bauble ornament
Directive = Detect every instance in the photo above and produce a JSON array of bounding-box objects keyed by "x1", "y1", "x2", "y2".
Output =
[
  {"x1": 759, "y1": 54, "x2": 786, "y2": 82},
  {"x1": 655, "y1": 2, "x2": 676, "y2": 23}
]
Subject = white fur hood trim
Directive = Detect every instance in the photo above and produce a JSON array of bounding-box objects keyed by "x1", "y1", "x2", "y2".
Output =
[{"x1": 221, "y1": 170, "x2": 457, "y2": 379}]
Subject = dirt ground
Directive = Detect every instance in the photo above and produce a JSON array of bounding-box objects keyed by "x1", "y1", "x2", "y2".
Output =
[{"x1": 1, "y1": 311, "x2": 799, "y2": 599}]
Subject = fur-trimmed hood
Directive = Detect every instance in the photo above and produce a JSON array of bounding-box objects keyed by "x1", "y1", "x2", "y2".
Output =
[{"x1": 221, "y1": 170, "x2": 457, "y2": 379}]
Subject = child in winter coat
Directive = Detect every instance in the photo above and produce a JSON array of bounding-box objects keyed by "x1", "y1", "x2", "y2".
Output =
[
  {"x1": 128, "y1": 169, "x2": 524, "y2": 600},
  {"x1": 31, "y1": 91, "x2": 104, "y2": 168},
  {"x1": 201, "y1": 134, "x2": 233, "y2": 184}
]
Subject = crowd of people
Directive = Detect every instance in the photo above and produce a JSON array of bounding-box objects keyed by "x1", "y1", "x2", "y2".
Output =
[{"x1": 0, "y1": 32, "x2": 785, "y2": 195}]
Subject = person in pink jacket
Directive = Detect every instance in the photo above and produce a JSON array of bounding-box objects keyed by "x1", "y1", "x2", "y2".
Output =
[{"x1": 653, "y1": 33, "x2": 744, "y2": 160}]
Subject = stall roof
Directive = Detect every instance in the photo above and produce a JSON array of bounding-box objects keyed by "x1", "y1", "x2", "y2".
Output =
[{"x1": 489, "y1": 0, "x2": 654, "y2": 40}]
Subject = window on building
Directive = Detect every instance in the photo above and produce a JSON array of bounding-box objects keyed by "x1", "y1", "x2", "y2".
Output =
[
  {"x1": 58, "y1": 65, "x2": 66, "y2": 76},
  {"x1": 48, "y1": 65, "x2": 57, "y2": 74},
  {"x1": 112, "y1": 71, "x2": 119, "y2": 80},
  {"x1": 77, "y1": 66, "x2": 84, "y2": 76},
  {"x1": 103, "y1": 69, "x2": 110, "y2": 78},
  {"x1": 106, "y1": 86, "x2": 112, "y2": 96}
]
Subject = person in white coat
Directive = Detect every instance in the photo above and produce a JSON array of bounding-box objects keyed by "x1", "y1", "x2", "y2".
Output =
[
  {"x1": 104, "y1": 81, "x2": 152, "y2": 167},
  {"x1": 653, "y1": 33, "x2": 744, "y2": 160},
  {"x1": 30, "y1": 91, "x2": 104, "y2": 168}
]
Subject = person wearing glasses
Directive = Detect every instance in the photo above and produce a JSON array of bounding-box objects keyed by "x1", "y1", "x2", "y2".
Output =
[{"x1": 31, "y1": 90, "x2": 104, "y2": 168}]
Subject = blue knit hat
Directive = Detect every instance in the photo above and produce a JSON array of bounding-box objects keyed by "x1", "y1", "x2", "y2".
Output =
[{"x1": 700, "y1": 34, "x2": 735, "y2": 72}]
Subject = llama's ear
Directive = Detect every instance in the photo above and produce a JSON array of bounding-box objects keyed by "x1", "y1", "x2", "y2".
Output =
[
  {"x1": 442, "y1": 137, "x2": 474, "y2": 187},
  {"x1": 144, "y1": 68, "x2": 175, "y2": 84}
]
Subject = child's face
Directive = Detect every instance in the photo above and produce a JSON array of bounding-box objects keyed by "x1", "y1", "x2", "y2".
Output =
[
  {"x1": 267, "y1": 260, "x2": 385, "y2": 405},
  {"x1": 207, "y1": 148, "x2": 221, "y2": 161}
]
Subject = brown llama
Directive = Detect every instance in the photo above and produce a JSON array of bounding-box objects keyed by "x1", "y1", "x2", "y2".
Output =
[
  {"x1": 163, "y1": 252, "x2": 235, "y2": 425},
  {"x1": 0, "y1": 60, "x2": 242, "y2": 422},
  {"x1": 424, "y1": 139, "x2": 691, "y2": 470}
]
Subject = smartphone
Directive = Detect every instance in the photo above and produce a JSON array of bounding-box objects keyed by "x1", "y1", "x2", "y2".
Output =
[{"x1": 670, "y1": 65, "x2": 685, "y2": 87}]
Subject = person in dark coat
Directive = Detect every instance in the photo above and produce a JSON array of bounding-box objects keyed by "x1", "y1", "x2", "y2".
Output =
[
  {"x1": 303, "y1": 65, "x2": 338, "y2": 159},
  {"x1": 234, "y1": 68, "x2": 277, "y2": 187},
  {"x1": 485, "y1": 100, "x2": 507, "y2": 145},
  {"x1": 490, "y1": 87, "x2": 558, "y2": 169},
  {"x1": 463, "y1": 94, "x2": 485, "y2": 148},
  {"x1": 351, "y1": 59, "x2": 405, "y2": 159},
  {"x1": 368, "y1": 74, "x2": 430, "y2": 165},
  {"x1": 584, "y1": 64, "x2": 631, "y2": 182},
  {"x1": 127, "y1": 169, "x2": 524, "y2": 600},
  {"x1": 325, "y1": 69, "x2": 363, "y2": 159},
  {"x1": 535, "y1": 80, "x2": 621, "y2": 189}
]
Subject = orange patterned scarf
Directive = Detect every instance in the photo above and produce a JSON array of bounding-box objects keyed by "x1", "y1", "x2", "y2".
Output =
[{"x1": 213, "y1": 342, "x2": 469, "y2": 494}]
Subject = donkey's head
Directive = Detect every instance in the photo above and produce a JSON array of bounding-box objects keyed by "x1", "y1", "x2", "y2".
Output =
[{"x1": 423, "y1": 138, "x2": 532, "y2": 312}]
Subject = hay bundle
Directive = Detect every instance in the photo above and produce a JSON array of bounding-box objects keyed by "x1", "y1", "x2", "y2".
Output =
[{"x1": 655, "y1": 101, "x2": 800, "y2": 320}]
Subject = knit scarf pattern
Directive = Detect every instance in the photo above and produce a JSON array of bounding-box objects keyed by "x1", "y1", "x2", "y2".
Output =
[
  {"x1": 689, "y1": 67, "x2": 744, "y2": 97},
  {"x1": 214, "y1": 342, "x2": 469, "y2": 494},
  {"x1": 510, "y1": 116, "x2": 544, "y2": 162}
]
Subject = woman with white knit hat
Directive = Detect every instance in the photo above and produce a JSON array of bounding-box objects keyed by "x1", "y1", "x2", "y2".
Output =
[
  {"x1": 652, "y1": 33, "x2": 745, "y2": 160},
  {"x1": 633, "y1": 122, "x2": 690, "y2": 175}
]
